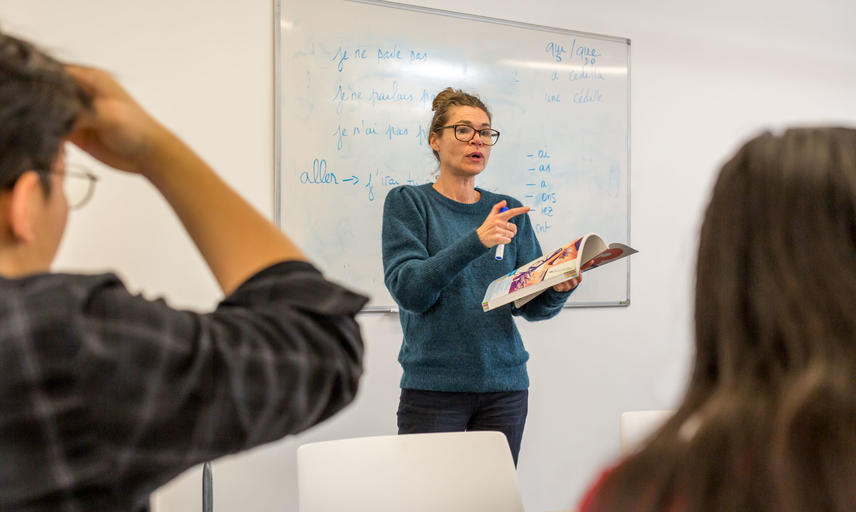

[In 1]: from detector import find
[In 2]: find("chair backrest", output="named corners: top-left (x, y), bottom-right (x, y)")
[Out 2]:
top-left (297, 431), bottom-right (525, 512)
top-left (619, 410), bottom-right (673, 455)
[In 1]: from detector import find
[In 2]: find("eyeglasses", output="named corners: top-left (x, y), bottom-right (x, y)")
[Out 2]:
top-left (56, 163), bottom-right (99, 210)
top-left (436, 124), bottom-right (500, 146)
top-left (2, 164), bottom-right (99, 210)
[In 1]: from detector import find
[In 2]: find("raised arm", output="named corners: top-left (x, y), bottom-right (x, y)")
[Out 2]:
top-left (66, 66), bottom-right (304, 295)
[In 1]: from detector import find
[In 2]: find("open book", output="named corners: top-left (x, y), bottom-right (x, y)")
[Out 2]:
top-left (481, 233), bottom-right (637, 312)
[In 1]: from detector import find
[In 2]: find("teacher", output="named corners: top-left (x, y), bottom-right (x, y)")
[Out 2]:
top-left (382, 87), bottom-right (580, 465)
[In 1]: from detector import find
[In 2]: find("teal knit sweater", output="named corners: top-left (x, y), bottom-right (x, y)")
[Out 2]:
top-left (382, 184), bottom-right (571, 392)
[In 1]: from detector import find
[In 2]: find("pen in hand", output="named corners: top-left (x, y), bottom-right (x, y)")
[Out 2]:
top-left (495, 206), bottom-right (509, 260)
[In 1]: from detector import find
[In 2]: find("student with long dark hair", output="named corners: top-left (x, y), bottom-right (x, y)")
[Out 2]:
top-left (579, 127), bottom-right (856, 512)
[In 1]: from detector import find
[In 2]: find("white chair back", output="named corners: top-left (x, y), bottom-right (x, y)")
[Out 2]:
top-left (297, 431), bottom-right (525, 512)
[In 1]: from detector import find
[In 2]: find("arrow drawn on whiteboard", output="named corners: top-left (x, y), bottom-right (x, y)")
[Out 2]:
top-left (342, 176), bottom-right (360, 185)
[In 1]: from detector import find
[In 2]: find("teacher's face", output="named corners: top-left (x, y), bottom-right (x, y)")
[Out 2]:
top-left (429, 105), bottom-right (492, 179)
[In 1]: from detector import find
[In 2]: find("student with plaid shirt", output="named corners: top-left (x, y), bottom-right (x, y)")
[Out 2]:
top-left (0, 32), bottom-right (367, 511)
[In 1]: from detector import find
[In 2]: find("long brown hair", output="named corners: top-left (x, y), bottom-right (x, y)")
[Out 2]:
top-left (427, 87), bottom-right (491, 162)
top-left (587, 127), bottom-right (856, 512)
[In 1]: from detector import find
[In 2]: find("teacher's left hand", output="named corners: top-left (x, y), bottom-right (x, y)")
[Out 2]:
top-left (553, 276), bottom-right (581, 293)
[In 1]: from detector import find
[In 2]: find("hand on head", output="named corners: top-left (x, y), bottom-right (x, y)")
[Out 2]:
top-left (477, 200), bottom-right (530, 248)
top-left (65, 65), bottom-right (174, 176)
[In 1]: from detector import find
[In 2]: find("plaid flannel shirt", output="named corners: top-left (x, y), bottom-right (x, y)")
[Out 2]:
top-left (0, 261), bottom-right (367, 511)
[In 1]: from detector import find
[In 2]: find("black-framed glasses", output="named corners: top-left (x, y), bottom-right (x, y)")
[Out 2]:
top-left (57, 163), bottom-right (99, 210)
top-left (436, 124), bottom-right (500, 146)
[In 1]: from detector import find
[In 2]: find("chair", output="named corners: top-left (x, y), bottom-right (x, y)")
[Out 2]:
top-left (149, 463), bottom-right (204, 512)
top-left (619, 410), bottom-right (673, 454)
top-left (297, 431), bottom-right (525, 512)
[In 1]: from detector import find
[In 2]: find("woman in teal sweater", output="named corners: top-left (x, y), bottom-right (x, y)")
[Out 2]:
top-left (381, 87), bottom-right (580, 465)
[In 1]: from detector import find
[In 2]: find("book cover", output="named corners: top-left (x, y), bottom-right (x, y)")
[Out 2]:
top-left (481, 233), bottom-right (637, 312)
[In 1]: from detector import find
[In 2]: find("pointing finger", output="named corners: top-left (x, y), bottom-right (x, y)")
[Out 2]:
top-left (499, 206), bottom-right (530, 220)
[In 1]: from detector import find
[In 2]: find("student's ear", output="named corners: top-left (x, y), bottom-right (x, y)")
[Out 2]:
top-left (8, 171), bottom-right (43, 244)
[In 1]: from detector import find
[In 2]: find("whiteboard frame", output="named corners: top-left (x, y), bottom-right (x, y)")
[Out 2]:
top-left (274, 0), bottom-right (632, 312)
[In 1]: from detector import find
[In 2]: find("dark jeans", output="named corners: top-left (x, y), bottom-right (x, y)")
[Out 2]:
top-left (397, 388), bottom-right (528, 466)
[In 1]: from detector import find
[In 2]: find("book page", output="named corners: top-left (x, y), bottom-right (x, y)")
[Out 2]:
top-left (482, 238), bottom-right (584, 311)
top-left (482, 235), bottom-right (637, 311)
top-left (577, 233), bottom-right (608, 269)
top-left (510, 239), bottom-right (582, 293)
top-left (580, 242), bottom-right (637, 272)
top-left (511, 238), bottom-right (637, 309)
top-left (513, 290), bottom-right (544, 309)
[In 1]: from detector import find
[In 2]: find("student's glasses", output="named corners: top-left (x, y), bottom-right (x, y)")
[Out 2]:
top-left (436, 124), bottom-right (500, 146)
top-left (2, 163), bottom-right (99, 210)
top-left (55, 163), bottom-right (99, 210)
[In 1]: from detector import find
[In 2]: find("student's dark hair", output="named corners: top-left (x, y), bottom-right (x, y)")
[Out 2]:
top-left (0, 30), bottom-right (91, 192)
top-left (428, 87), bottom-right (491, 161)
top-left (586, 127), bottom-right (856, 512)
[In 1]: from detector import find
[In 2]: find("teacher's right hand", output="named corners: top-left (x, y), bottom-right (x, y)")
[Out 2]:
top-left (477, 200), bottom-right (531, 248)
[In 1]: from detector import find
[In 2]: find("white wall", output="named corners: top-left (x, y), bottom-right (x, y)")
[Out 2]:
top-left (1, 1), bottom-right (855, 511)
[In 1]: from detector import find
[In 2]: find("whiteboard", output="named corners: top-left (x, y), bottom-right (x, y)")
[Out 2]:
top-left (276, 0), bottom-right (631, 310)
